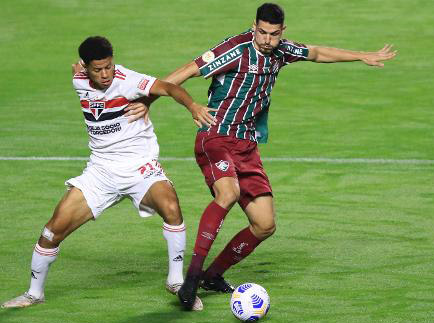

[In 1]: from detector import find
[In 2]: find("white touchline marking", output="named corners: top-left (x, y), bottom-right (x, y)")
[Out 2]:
top-left (0, 156), bottom-right (433, 165)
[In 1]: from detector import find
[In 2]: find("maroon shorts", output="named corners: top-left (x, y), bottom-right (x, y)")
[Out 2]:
top-left (194, 132), bottom-right (272, 209)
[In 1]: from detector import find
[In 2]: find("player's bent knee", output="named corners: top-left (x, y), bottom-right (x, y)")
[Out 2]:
top-left (264, 224), bottom-right (276, 238)
top-left (262, 224), bottom-right (276, 239)
top-left (213, 178), bottom-right (240, 208)
top-left (38, 227), bottom-right (64, 248)
top-left (215, 189), bottom-right (240, 208)
top-left (252, 222), bottom-right (276, 240)
top-left (159, 200), bottom-right (183, 225)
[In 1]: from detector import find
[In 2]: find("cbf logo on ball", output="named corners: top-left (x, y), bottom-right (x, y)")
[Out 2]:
top-left (89, 101), bottom-right (105, 120)
top-left (215, 160), bottom-right (229, 172)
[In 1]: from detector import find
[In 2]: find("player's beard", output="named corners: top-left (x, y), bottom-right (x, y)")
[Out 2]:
top-left (258, 44), bottom-right (274, 54)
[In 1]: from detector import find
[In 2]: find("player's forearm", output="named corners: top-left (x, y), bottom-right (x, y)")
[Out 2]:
top-left (308, 46), bottom-right (366, 63)
top-left (164, 83), bottom-right (195, 112)
top-left (163, 61), bottom-right (200, 85)
top-left (147, 62), bottom-right (200, 105)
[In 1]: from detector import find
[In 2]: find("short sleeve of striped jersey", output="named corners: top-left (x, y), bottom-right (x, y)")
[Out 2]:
top-left (120, 67), bottom-right (157, 100)
top-left (194, 35), bottom-right (248, 79)
top-left (281, 40), bottom-right (309, 65)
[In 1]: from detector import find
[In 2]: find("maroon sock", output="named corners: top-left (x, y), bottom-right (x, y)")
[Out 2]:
top-left (186, 201), bottom-right (229, 276)
top-left (204, 227), bottom-right (262, 278)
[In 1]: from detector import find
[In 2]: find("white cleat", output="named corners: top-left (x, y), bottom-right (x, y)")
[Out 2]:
top-left (166, 283), bottom-right (203, 311)
top-left (1, 292), bottom-right (45, 308)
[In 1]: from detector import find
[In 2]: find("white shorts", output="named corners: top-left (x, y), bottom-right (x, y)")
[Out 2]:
top-left (66, 159), bottom-right (169, 219)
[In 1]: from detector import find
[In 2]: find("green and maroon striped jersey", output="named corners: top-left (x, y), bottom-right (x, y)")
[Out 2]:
top-left (194, 30), bottom-right (309, 142)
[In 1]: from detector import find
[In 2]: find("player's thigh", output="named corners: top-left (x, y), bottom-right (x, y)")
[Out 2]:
top-left (244, 194), bottom-right (276, 239)
top-left (45, 187), bottom-right (94, 240)
top-left (236, 143), bottom-right (272, 210)
top-left (195, 133), bottom-right (238, 189)
top-left (140, 180), bottom-right (182, 225)
top-left (212, 176), bottom-right (241, 209)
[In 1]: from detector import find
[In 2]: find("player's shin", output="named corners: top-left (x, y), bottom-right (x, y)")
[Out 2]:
top-left (27, 243), bottom-right (59, 299)
top-left (204, 226), bottom-right (262, 278)
top-left (187, 201), bottom-right (229, 276)
top-left (162, 222), bottom-right (186, 286)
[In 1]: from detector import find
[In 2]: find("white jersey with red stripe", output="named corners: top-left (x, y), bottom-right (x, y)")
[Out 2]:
top-left (73, 64), bottom-right (158, 165)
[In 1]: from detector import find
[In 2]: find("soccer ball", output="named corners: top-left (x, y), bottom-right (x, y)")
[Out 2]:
top-left (230, 283), bottom-right (270, 321)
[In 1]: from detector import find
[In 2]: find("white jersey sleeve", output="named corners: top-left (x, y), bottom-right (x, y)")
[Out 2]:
top-left (118, 66), bottom-right (157, 100)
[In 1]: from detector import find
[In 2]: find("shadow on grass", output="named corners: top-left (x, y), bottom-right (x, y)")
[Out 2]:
top-left (120, 292), bottom-right (241, 323)
top-left (122, 311), bottom-right (196, 323)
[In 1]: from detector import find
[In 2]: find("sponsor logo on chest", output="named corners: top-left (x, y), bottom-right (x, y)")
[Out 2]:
top-left (87, 122), bottom-right (122, 135)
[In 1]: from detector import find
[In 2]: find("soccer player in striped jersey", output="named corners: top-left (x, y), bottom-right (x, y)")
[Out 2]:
top-left (124, 3), bottom-right (396, 310)
top-left (1, 36), bottom-right (216, 310)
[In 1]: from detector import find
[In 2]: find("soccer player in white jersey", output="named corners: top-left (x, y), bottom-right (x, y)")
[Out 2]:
top-left (1, 36), bottom-right (216, 310)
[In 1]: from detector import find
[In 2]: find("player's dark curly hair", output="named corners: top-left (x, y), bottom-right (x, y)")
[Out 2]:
top-left (256, 3), bottom-right (285, 25)
top-left (78, 36), bottom-right (113, 65)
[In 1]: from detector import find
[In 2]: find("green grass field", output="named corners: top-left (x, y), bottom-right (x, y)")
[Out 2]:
top-left (1, 0), bottom-right (433, 322)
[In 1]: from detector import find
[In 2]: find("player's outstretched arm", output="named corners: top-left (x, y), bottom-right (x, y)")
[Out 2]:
top-left (163, 61), bottom-right (201, 85)
top-left (306, 44), bottom-right (397, 67)
top-left (124, 61), bottom-right (201, 122)
top-left (149, 80), bottom-right (216, 127)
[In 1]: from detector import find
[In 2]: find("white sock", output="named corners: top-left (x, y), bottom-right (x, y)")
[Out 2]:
top-left (27, 243), bottom-right (59, 299)
top-left (163, 222), bottom-right (186, 285)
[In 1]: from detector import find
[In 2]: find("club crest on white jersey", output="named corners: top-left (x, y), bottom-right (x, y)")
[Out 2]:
top-left (89, 101), bottom-right (105, 120)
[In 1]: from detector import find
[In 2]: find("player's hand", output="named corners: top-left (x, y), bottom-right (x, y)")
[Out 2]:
top-left (125, 101), bottom-right (150, 123)
top-left (189, 102), bottom-right (218, 127)
top-left (361, 44), bottom-right (397, 67)
top-left (71, 60), bottom-right (85, 75)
